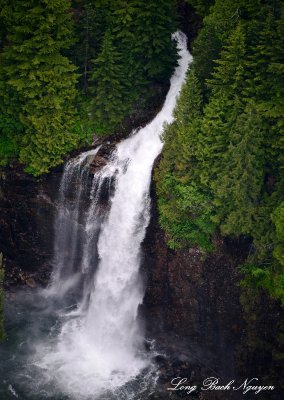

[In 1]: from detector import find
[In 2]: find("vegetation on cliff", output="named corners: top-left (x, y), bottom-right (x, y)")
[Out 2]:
top-left (156, 0), bottom-right (284, 304)
top-left (0, 0), bottom-right (178, 175)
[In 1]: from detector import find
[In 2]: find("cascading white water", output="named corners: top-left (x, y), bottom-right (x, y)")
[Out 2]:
top-left (48, 148), bottom-right (101, 297)
top-left (36, 32), bottom-right (191, 399)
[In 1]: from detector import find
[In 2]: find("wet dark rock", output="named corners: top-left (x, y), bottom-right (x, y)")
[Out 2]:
top-left (0, 167), bottom-right (60, 280)
top-left (25, 277), bottom-right (36, 288)
top-left (89, 155), bottom-right (109, 173)
top-left (89, 143), bottom-right (117, 173)
top-left (140, 176), bottom-right (284, 399)
top-left (154, 354), bottom-right (168, 366)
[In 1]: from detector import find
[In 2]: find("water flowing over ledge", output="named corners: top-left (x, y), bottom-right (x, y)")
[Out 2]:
top-left (6, 32), bottom-right (192, 400)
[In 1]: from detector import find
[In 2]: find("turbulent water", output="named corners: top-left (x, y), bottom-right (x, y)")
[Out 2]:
top-left (0, 32), bottom-right (191, 400)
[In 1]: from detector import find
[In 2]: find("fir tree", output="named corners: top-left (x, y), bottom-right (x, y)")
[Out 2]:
top-left (130, 0), bottom-right (178, 82)
top-left (71, 0), bottom-right (110, 92)
top-left (156, 69), bottom-right (215, 250)
top-left (156, 0), bottom-right (284, 305)
top-left (0, 0), bottom-right (79, 175)
top-left (192, 0), bottom-right (242, 95)
top-left (272, 202), bottom-right (284, 268)
top-left (172, 71), bottom-right (204, 181)
top-left (186, 0), bottom-right (214, 17)
top-left (90, 30), bottom-right (128, 133)
top-left (109, 0), bottom-right (147, 96)
top-left (174, 69), bottom-right (203, 127)
top-left (207, 24), bottom-right (247, 97)
top-left (212, 105), bottom-right (264, 236)
top-left (87, 0), bottom-right (178, 134)
top-left (247, 5), bottom-right (284, 173)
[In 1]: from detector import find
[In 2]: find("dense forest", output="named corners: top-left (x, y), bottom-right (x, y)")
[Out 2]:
top-left (0, 0), bottom-right (178, 175)
top-left (156, 0), bottom-right (284, 307)
top-left (0, 0), bottom-right (283, 350)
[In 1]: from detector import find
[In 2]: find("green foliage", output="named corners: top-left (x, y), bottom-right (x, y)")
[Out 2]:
top-left (89, 30), bottom-right (130, 134)
top-left (123, 0), bottom-right (178, 83)
top-left (212, 105), bottom-right (265, 237)
top-left (72, 95), bottom-right (96, 144)
top-left (0, 253), bottom-right (5, 342)
top-left (241, 263), bottom-right (284, 307)
top-left (186, 0), bottom-right (214, 17)
top-left (0, 0), bottom-right (178, 172)
top-left (157, 0), bottom-right (284, 303)
top-left (89, 0), bottom-right (178, 134)
top-left (192, 0), bottom-right (243, 96)
top-left (0, 0), bottom-right (80, 175)
top-left (272, 202), bottom-right (284, 268)
top-left (207, 23), bottom-right (247, 96)
top-left (156, 69), bottom-right (216, 250)
top-left (71, 1), bottom-right (111, 92)
top-left (158, 176), bottom-right (215, 250)
top-left (0, 114), bottom-right (23, 165)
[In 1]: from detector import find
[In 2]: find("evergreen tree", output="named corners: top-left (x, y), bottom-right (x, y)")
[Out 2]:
top-left (128, 0), bottom-right (178, 82)
top-left (174, 69), bottom-right (203, 127)
top-left (71, 0), bottom-right (110, 92)
top-left (157, 69), bottom-right (204, 192)
top-left (90, 30), bottom-right (128, 133)
top-left (247, 5), bottom-right (284, 173)
top-left (86, 0), bottom-right (178, 134)
top-left (172, 71), bottom-right (204, 182)
top-left (0, 0), bottom-right (79, 175)
top-left (109, 0), bottom-right (147, 100)
top-left (195, 93), bottom-right (239, 187)
top-left (212, 105), bottom-right (264, 236)
top-left (272, 202), bottom-right (284, 268)
top-left (156, 69), bottom-right (215, 250)
top-left (186, 0), bottom-right (214, 17)
top-left (0, 114), bottom-right (23, 165)
top-left (192, 0), bottom-right (242, 95)
top-left (207, 24), bottom-right (247, 97)
top-left (156, 0), bottom-right (284, 304)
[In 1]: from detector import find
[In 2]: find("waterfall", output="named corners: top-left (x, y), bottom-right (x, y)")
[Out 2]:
top-left (36, 32), bottom-right (191, 399)
top-left (47, 148), bottom-right (101, 298)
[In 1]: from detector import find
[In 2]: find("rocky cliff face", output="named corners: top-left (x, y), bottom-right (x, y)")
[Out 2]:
top-left (0, 166), bottom-right (61, 286)
top-left (141, 180), bottom-right (283, 400)
top-left (141, 182), bottom-right (245, 384)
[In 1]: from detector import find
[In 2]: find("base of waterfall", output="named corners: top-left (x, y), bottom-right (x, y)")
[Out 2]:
top-left (0, 289), bottom-right (159, 400)
top-left (34, 317), bottom-right (152, 399)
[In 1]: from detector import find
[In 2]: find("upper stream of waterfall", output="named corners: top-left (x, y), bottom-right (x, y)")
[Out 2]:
top-left (0, 32), bottom-right (191, 400)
